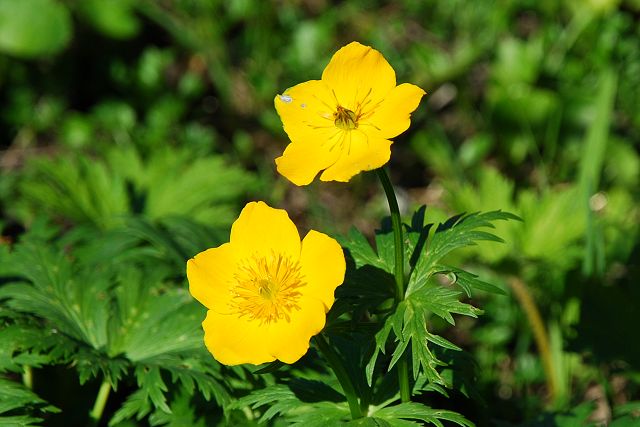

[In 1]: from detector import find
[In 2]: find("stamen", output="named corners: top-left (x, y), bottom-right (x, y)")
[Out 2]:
top-left (230, 252), bottom-right (305, 325)
top-left (334, 105), bottom-right (358, 130)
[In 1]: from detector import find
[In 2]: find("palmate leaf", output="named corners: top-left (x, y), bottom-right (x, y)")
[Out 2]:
top-left (0, 378), bottom-right (60, 427)
top-left (430, 266), bottom-right (505, 297)
top-left (408, 210), bottom-right (520, 293)
top-left (230, 383), bottom-right (350, 425)
top-left (370, 402), bottom-right (474, 427)
top-left (288, 402), bottom-right (351, 426)
top-left (0, 230), bottom-right (230, 424)
top-left (137, 147), bottom-right (258, 227)
top-left (366, 209), bottom-right (516, 389)
top-left (0, 239), bottom-right (111, 350)
top-left (108, 274), bottom-right (229, 420)
top-left (232, 385), bottom-right (299, 423)
top-left (335, 229), bottom-right (396, 320)
top-left (339, 228), bottom-right (392, 272)
top-left (159, 354), bottom-right (228, 404)
top-left (16, 155), bottom-right (130, 229)
top-left (148, 390), bottom-right (209, 427)
top-left (108, 388), bottom-right (152, 425)
top-left (74, 348), bottom-right (129, 387)
top-left (14, 144), bottom-right (257, 230)
top-left (0, 316), bottom-right (54, 373)
top-left (121, 216), bottom-right (222, 270)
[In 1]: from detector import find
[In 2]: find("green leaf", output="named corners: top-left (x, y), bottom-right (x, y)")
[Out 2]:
top-left (408, 210), bottom-right (519, 294)
top-left (389, 301), bottom-right (443, 383)
top-left (14, 145), bottom-right (257, 230)
top-left (17, 155), bottom-right (129, 229)
top-left (427, 211), bottom-right (516, 270)
top-left (148, 390), bottom-right (209, 427)
top-left (340, 228), bottom-right (391, 272)
top-left (231, 382), bottom-right (349, 425)
top-left (614, 401), bottom-right (640, 417)
top-left (577, 68), bottom-right (617, 276)
top-left (231, 385), bottom-right (299, 423)
top-left (78, 0), bottom-right (140, 40)
top-left (408, 286), bottom-right (481, 325)
top-left (288, 402), bottom-right (350, 426)
top-left (0, 0), bottom-right (71, 58)
top-left (109, 389), bottom-right (152, 426)
top-left (372, 402), bottom-right (474, 427)
top-left (431, 266), bottom-right (505, 296)
top-left (0, 378), bottom-right (59, 426)
top-left (366, 317), bottom-right (394, 386)
top-left (117, 288), bottom-right (204, 362)
top-left (76, 352), bottom-right (129, 387)
top-left (159, 355), bottom-right (228, 405)
top-left (0, 240), bottom-right (112, 349)
top-left (132, 147), bottom-right (258, 227)
top-left (0, 319), bottom-right (50, 373)
top-left (1, 229), bottom-right (229, 417)
top-left (135, 366), bottom-right (171, 414)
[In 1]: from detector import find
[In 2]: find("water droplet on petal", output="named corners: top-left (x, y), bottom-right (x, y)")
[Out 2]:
top-left (301, 103), bottom-right (307, 109)
top-left (279, 94), bottom-right (293, 103)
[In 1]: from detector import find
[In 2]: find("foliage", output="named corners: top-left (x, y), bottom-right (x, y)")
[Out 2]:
top-left (1, 0), bottom-right (638, 425)
top-left (0, 225), bottom-right (234, 425)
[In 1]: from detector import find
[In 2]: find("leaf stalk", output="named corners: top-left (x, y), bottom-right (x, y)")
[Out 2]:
top-left (89, 380), bottom-right (111, 425)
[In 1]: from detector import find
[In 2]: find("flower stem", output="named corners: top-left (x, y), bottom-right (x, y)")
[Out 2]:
top-left (89, 380), bottom-right (111, 425)
top-left (376, 168), bottom-right (405, 301)
top-left (375, 168), bottom-right (411, 403)
top-left (314, 334), bottom-right (363, 419)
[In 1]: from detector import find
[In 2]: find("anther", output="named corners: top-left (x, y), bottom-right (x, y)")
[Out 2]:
top-left (334, 105), bottom-right (358, 130)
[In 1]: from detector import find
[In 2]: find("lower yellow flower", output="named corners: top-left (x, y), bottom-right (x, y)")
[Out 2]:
top-left (274, 41), bottom-right (426, 185)
top-left (186, 201), bottom-right (346, 365)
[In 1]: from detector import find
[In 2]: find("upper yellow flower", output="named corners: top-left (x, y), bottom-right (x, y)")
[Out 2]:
top-left (186, 201), bottom-right (345, 365)
top-left (274, 41), bottom-right (426, 185)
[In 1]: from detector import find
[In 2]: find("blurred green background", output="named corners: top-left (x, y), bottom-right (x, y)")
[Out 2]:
top-left (0, 0), bottom-right (639, 425)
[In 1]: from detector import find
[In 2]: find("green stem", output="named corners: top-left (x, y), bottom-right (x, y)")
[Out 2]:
top-left (89, 380), bottom-right (111, 425)
top-left (376, 168), bottom-right (405, 301)
top-left (314, 335), bottom-right (363, 419)
top-left (509, 277), bottom-right (558, 404)
top-left (22, 365), bottom-right (33, 389)
top-left (375, 168), bottom-right (411, 403)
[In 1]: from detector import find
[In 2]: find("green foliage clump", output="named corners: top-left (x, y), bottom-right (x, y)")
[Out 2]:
top-left (0, 0), bottom-right (639, 425)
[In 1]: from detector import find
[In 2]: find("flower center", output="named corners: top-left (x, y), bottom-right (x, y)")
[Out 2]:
top-left (334, 105), bottom-right (358, 130)
top-left (230, 253), bottom-right (305, 324)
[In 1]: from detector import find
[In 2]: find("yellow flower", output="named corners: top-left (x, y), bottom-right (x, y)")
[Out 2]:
top-left (274, 41), bottom-right (426, 185)
top-left (186, 201), bottom-right (345, 365)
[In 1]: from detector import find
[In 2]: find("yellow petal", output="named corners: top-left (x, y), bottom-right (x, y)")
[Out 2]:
top-left (202, 310), bottom-right (275, 365)
top-left (319, 130), bottom-right (392, 182)
top-left (274, 79), bottom-right (336, 136)
top-left (321, 41), bottom-right (396, 110)
top-left (299, 230), bottom-right (345, 310)
top-left (186, 243), bottom-right (237, 312)
top-left (203, 295), bottom-right (326, 365)
top-left (230, 202), bottom-right (301, 260)
top-left (266, 295), bottom-right (327, 363)
top-left (275, 139), bottom-right (342, 186)
top-left (367, 83), bottom-right (426, 139)
top-left (274, 80), bottom-right (343, 185)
